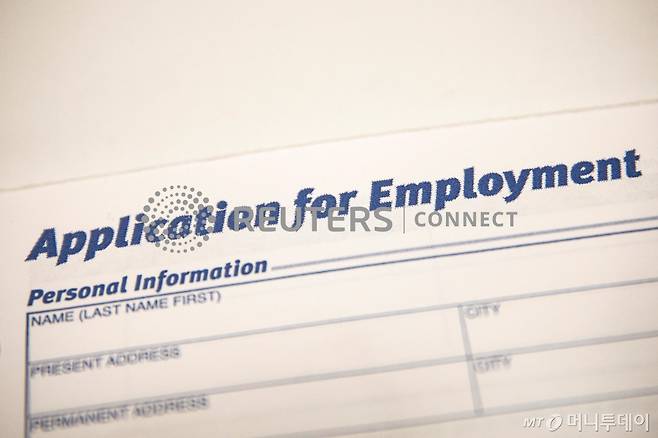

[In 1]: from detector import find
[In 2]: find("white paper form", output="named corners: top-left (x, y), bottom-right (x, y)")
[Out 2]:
top-left (1, 103), bottom-right (657, 437)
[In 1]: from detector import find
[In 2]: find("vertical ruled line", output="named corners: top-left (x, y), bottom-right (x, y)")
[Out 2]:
top-left (458, 305), bottom-right (483, 415)
top-left (25, 314), bottom-right (30, 438)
